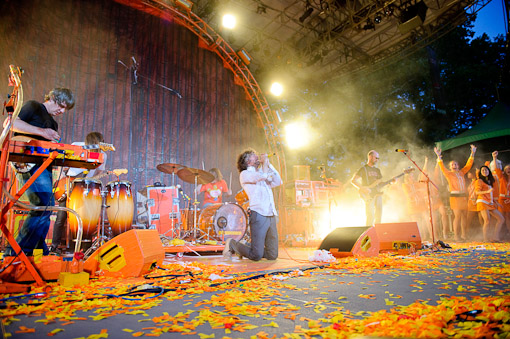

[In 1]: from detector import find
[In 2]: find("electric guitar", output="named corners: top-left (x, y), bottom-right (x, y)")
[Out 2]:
top-left (53, 168), bottom-right (127, 200)
top-left (359, 167), bottom-right (414, 201)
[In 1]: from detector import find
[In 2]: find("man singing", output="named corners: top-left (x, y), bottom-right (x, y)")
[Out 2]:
top-left (223, 149), bottom-right (282, 261)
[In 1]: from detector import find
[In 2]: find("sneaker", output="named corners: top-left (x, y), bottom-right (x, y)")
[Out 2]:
top-left (223, 238), bottom-right (233, 258)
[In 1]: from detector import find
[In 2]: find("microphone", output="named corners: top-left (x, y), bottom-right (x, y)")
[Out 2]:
top-left (395, 149), bottom-right (408, 153)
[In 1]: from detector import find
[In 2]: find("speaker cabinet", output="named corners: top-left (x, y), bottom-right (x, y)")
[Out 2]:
top-left (319, 226), bottom-right (380, 258)
top-left (136, 186), bottom-right (180, 235)
top-left (84, 229), bottom-right (164, 278)
top-left (374, 222), bottom-right (422, 252)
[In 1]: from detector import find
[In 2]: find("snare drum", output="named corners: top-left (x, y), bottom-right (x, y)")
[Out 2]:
top-left (106, 180), bottom-right (134, 236)
top-left (68, 178), bottom-right (102, 241)
top-left (198, 203), bottom-right (247, 241)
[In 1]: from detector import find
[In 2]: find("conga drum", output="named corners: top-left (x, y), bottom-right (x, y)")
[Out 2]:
top-left (198, 203), bottom-right (247, 241)
top-left (106, 180), bottom-right (134, 236)
top-left (68, 178), bottom-right (102, 242)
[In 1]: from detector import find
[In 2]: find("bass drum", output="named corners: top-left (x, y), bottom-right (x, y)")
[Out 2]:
top-left (198, 203), bottom-right (247, 241)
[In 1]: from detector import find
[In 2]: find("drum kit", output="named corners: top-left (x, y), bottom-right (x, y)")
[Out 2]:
top-left (63, 162), bottom-right (249, 253)
top-left (154, 163), bottom-right (249, 243)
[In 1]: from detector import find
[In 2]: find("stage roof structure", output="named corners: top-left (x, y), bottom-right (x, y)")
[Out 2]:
top-left (185, 0), bottom-right (492, 86)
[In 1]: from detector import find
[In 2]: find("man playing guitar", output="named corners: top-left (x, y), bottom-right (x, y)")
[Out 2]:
top-left (351, 150), bottom-right (384, 226)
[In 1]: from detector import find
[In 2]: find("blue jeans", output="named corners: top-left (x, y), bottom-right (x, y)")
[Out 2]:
top-left (6, 166), bottom-right (54, 256)
top-left (231, 210), bottom-right (278, 261)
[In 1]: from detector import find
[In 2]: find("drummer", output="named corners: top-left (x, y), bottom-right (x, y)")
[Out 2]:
top-left (196, 168), bottom-right (232, 208)
top-left (50, 132), bottom-right (107, 253)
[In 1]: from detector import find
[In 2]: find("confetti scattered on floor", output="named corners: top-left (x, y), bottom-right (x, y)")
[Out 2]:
top-left (1, 242), bottom-right (509, 338)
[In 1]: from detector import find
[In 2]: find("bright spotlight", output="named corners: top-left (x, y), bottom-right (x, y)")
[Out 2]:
top-left (222, 14), bottom-right (236, 29)
top-left (284, 121), bottom-right (310, 149)
top-left (270, 82), bottom-right (283, 96)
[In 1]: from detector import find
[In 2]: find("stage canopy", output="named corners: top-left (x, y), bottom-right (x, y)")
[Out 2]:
top-left (435, 102), bottom-right (510, 151)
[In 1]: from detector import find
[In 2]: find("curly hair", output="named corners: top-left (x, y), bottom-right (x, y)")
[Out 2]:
top-left (237, 149), bottom-right (256, 173)
top-left (44, 88), bottom-right (75, 110)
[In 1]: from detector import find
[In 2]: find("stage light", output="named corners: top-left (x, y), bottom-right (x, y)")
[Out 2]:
top-left (270, 82), bottom-right (283, 96)
top-left (222, 14), bottom-right (236, 29)
top-left (284, 121), bottom-right (310, 150)
top-left (363, 19), bottom-right (375, 30)
top-left (316, 203), bottom-right (366, 238)
top-left (374, 15), bottom-right (382, 24)
top-left (175, 0), bottom-right (193, 11)
top-left (237, 49), bottom-right (251, 65)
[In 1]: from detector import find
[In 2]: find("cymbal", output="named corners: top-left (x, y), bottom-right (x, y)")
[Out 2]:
top-left (157, 163), bottom-right (183, 174)
top-left (177, 167), bottom-right (214, 185)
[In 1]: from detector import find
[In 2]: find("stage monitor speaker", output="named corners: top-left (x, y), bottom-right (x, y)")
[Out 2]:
top-left (319, 226), bottom-right (380, 258)
top-left (84, 229), bottom-right (164, 278)
top-left (374, 222), bottom-right (422, 252)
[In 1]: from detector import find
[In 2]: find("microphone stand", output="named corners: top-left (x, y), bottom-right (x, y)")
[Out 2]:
top-left (398, 151), bottom-right (440, 248)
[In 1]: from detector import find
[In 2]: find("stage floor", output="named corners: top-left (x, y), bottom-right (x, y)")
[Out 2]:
top-left (1, 242), bottom-right (510, 338)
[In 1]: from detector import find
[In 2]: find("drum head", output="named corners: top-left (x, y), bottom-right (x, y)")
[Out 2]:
top-left (107, 180), bottom-right (131, 187)
top-left (213, 203), bottom-right (247, 241)
top-left (73, 178), bottom-right (102, 185)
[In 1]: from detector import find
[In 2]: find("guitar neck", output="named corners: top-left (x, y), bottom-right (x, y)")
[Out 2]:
top-left (380, 173), bottom-right (406, 187)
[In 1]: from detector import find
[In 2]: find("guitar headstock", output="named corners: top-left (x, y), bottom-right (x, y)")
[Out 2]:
top-left (404, 167), bottom-right (415, 174)
top-left (99, 142), bottom-right (116, 151)
top-left (111, 168), bottom-right (128, 176)
top-left (84, 143), bottom-right (116, 152)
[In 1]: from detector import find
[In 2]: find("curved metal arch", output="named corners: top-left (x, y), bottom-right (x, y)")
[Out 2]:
top-left (113, 0), bottom-right (287, 181)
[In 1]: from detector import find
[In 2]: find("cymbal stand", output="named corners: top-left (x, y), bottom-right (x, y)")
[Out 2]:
top-left (170, 171), bottom-right (177, 239)
top-left (187, 173), bottom-right (209, 241)
top-left (84, 188), bottom-right (110, 257)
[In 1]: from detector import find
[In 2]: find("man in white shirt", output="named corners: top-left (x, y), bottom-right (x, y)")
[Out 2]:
top-left (223, 149), bottom-right (282, 261)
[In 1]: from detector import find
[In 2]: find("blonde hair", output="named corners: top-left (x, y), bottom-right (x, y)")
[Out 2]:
top-left (209, 168), bottom-right (223, 181)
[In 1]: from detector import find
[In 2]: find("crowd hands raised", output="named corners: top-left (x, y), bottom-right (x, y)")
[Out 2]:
top-left (399, 145), bottom-right (509, 243)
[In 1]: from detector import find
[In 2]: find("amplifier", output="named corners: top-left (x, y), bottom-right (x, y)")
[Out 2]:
top-left (136, 186), bottom-right (179, 235)
top-left (284, 180), bottom-right (313, 206)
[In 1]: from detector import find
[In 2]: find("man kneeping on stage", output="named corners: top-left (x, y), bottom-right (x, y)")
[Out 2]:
top-left (223, 149), bottom-right (282, 261)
